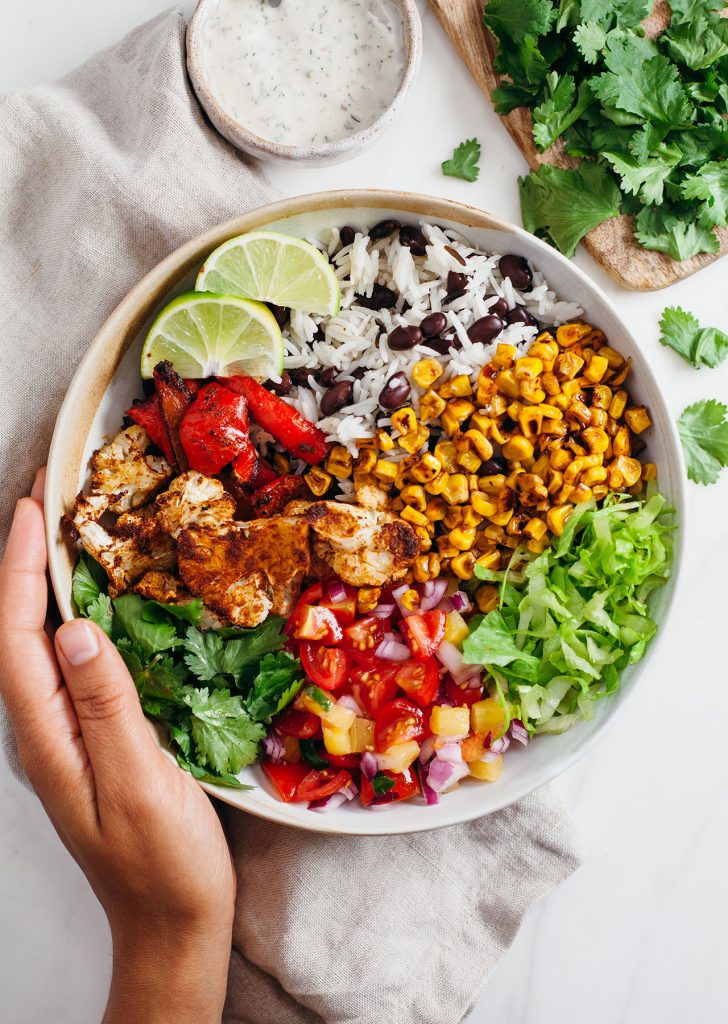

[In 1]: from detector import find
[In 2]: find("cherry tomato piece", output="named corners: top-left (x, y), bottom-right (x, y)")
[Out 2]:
top-left (262, 761), bottom-right (310, 801)
top-left (319, 581), bottom-right (358, 627)
top-left (291, 605), bottom-right (343, 644)
top-left (300, 643), bottom-right (349, 691)
top-left (443, 675), bottom-right (484, 707)
top-left (341, 616), bottom-right (386, 660)
top-left (400, 610), bottom-right (447, 661)
top-left (350, 662), bottom-right (399, 716)
top-left (274, 707), bottom-right (322, 739)
top-left (263, 762), bottom-right (351, 803)
top-left (374, 698), bottom-right (426, 752)
top-left (360, 768), bottom-right (420, 808)
top-left (320, 750), bottom-right (361, 769)
top-left (395, 657), bottom-right (440, 708)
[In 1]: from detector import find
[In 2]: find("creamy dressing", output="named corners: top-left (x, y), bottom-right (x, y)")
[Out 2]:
top-left (201, 0), bottom-right (406, 147)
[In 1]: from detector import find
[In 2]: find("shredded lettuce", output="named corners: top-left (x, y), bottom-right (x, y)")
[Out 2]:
top-left (463, 493), bottom-right (673, 734)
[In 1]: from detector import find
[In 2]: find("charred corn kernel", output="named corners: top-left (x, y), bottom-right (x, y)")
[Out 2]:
top-left (612, 426), bottom-right (631, 458)
top-left (488, 508), bottom-right (514, 527)
top-left (419, 389), bottom-right (447, 424)
top-left (599, 345), bottom-right (625, 368)
top-left (471, 491), bottom-right (498, 517)
top-left (326, 445), bottom-right (353, 480)
top-left (515, 473), bottom-right (548, 505)
top-left (475, 584), bottom-right (499, 613)
top-left (448, 526), bottom-right (476, 551)
top-left (545, 468), bottom-right (563, 496)
top-left (436, 539), bottom-right (459, 559)
top-left (400, 484), bottom-right (426, 511)
top-left (609, 357), bottom-right (632, 387)
top-left (410, 452), bottom-right (442, 483)
top-left (529, 340), bottom-right (558, 369)
top-left (523, 516), bottom-right (548, 541)
top-left (470, 755), bottom-right (504, 782)
top-left (552, 393), bottom-right (570, 412)
top-left (556, 482), bottom-right (574, 504)
top-left (399, 426), bottom-right (430, 454)
top-left (492, 342), bottom-right (516, 368)
top-left (592, 484), bottom-right (609, 500)
top-left (456, 448), bottom-right (482, 473)
top-left (357, 587), bottom-right (381, 614)
top-left (374, 458), bottom-right (397, 483)
top-left (442, 473), bottom-right (469, 505)
top-left (400, 504), bottom-right (428, 527)
top-left (391, 407), bottom-right (417, 436)
top-left (425, 471), bottom-right (450, 496)
top-left (495, 368), bottom-right (520, 398)
top-left (564, 454), bottom-right (601, 485)
top-left (625, 406), bottom-right (652, 434)
top-left (305, 466), bottom-right (333, 496)
top-left (584, 354), bottom-right (609, 383)
top-left (416, 524), bottom-right (434, 549)
top-left (520, 379), bottom-right (547, 404)
top-left (373, 429), bottom-right (392, 452)
top-left (581, 426), bottom-right (609, 454)
top-left (566, 439), bottom-right (588, 458)
top-left (355, 448), bottom-right (377, 474)
top-left (613, 455), bottom-right (642, 487)
top-left (471, 698), bottom-right (507, 738)
top-left (543, 418), bottom-right (568, 438)
top-left (461, 507), bottom-right (484, 528)
top-left (479, 473), bottom-right (507, 494)
top-left (413, 552), bottom-right (441, 582)
top-left (271, 451), bottom-right (290, 475)
top-left (488, 394), bottom-right (508, 417)
top-left (557, 322), bottom-right (592, 348)
top-left (394, 461), bottom-right (413, 490)
top-left (550, 448), bottom-right (571, 471)
top-left (440, 409), bottom-right (460, 436)
top-left (412, 358), bottom-right (444, 390)
top-left (501, 435), bottom-right (535, 461)
top-left (538, 403), bottom-right (562, 420)
top-left (561, 380), bottom-right (583, 399)
top-left (349, 718), bottom-right (375, 754)
top-left (514, 357), bottom-right (544, 381)
top-left (590, 407), bottom-right (608, 427)
top-left (605, 416), bottom-right (620, 437)
top-left (592, 384), bottom-right (613, 409)
top-left (434, 440), bottom-right (457, 472)
top-left (527, 535), bottom-right (550, 554)
top-left (391, 497), bottom-right (405, 513)
top-left (608, 389), bottom-right (628, 419)
top-left (546, 503), bottom-right (573, 536)
top-left (642, 462), bottom-right (657, 482)
top-left (505, 466), bottom-right (525, 489)
top-left (518, 406), bottom-right (543, 439)
top-left (464, 429), bottom-right (494, 461)
top-left (483, 523), bottom-right (506, 543)
top-left (399, 588), bottom-right (420, 612)
top-left (541, 370), bottom-right (561, 396)
top-left (581, 466), bottom-right (607, 487)
top-left (506, 514), bottom-right (526, 536)
top-left (439, 374), bottom-right (472, 399)
top-left (468, 412), bottom-right (490, 436)
top-left (489, 420), bottom-right (511, 445)
top-left (569, 399), bottom-right (592, 426)
top-left (571, 482), bottom-right (593, 503)
top-left (449, 398), bottom-right (475, 423)
top-left (443, 506), bottom-right (464, 530)
top-left (451, 551), bottom-right (475, 580)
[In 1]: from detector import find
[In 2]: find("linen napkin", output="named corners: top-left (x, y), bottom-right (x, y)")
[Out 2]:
top-left (0, 10), bottom-right (582, 1022)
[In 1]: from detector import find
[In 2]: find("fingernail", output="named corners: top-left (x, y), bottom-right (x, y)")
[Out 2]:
top-left (30, 469), bottom-right (46, 504)
top-left (57, 620), bottom-right (100, 666)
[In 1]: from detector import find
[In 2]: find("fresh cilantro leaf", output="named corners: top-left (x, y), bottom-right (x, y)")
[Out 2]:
top-left (183, 617), bottom-right (286, 683)
top-left (113, 594), bottom-right (181, 657)
top-left (441, 138), bottom-right (481, 183)
top-left (243, 651), bottom-right (304, 723)
top-left (494, 35), bottom-right (549, 88)
top-left (592, 54), bottom-right (692, 130)
top-left (634, 206), bottom-right (719, 261)
top-left (116, 639), bottom-right (189, 707)
top-left (185, 688), bottom-right (266, 775)
top-left (669, 0), bottom-right (724, 25)
top-left (86, 594), bottom-right (114, 638)
top-left (492, 83), bottom-right (541, 114)
top-left (519, 162), bottom-right (622, 256)
top-left (677, 399), bottom-right (728, 484)
top-left (665, 17), bottom-right (728, 70)
top-left (300, 739), bottom-right (330, 770)
top-left (462, 608), bottom-right (540, 681)
top-left (681, 162), bottom-right (728, 227)
top-left (142, 599), bottom-right (204, 627)
top-left (659, 307), bottom-right (728, 369)
top-left (533, 74), bottom-right (593, 150)
top-left (176, 752), bottom-right (251, 789)
top-left (372, 773), bottom-right (396, 796)
top-left (72, 553), bottom-right (108, 616)
top-left (573, 21), bottom-right (607, 63)
top-left (557, 0), bottom-right (579, 30)
top-left (579, 0), bottom-right (650, 27)
top-left (483, 0), bottom-right (556, 44)
top-left (603, 144), bottom-right (682, 206)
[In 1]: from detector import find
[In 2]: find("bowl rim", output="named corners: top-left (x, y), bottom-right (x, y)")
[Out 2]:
top-left (186, 0), bottom-right (423, 162)
top-left (45, 188), bottom-right (687, 835)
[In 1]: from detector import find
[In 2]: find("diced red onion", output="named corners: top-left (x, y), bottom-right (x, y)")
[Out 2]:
top-left (435, 742), bottom-right (463, 764)
top-left (448, 590), bottom-right (471, 613)
top-left (375, 634), bottom-right (411, 662)
top-left (325, 579), bottom-right (348, 604)
top-left (435, 681), bottom-right (458, 707)
top-left (340, 780), bottom-right (359, 801)
top-left (369, 803), bottom-right (394, 811)
top-left (435, 641), bottom-right (464, 676)
top-left (263, 732), bottom-right (285, 763)
top-left (372, 601), bottom-right (396, 618)
top-left (490, 734), bottom-right (511, 755)
top-left (426, 759), bottom-right (470, 794)
top-left (419, 579), bottom-right (449, 611)
top-left (421, 768), bottom-right (440, 805)
top-left (480, 750), bottom-right (501, 763)
top-left (336, 693), bottom-right (365, 716)
top-left (509, 719), bottom-right (529, 745)
top-left (419, 736), bottom-right (437, 763)
top-left (360, 751), bottom-right (378, 779)
top-left (309, 790), bottom-right (349, 812)
top-left (392, 582), bottom-right (416, 617)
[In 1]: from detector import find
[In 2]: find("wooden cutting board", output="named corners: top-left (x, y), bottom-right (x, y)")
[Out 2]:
top-left (428, 0), bottom-right (728, 290)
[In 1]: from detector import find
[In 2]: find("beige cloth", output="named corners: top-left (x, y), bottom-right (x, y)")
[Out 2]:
top-left (0, 10), bottom-right (581, 1023)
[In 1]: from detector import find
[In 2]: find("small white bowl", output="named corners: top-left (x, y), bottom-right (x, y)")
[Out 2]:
top-left (186, 0), bottom-right (422, 166)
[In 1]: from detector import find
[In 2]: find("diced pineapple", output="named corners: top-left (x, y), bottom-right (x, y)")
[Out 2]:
top-left (469, 755), bottom-right (503, 781)
top-left (376, 740), bottom-right (420, 773)
top-left (430, 704), bottom-right (470, 737)
top-left (349, 717), bottom-right (375, 753)
top-left (443, 609), bottom-right (470, 646)
top-left (471, 698), bottom-right (507, 738)
top-left (324, 703), bottom-right (356, 732)
top-left (322, 722), bottom-right (353, 756)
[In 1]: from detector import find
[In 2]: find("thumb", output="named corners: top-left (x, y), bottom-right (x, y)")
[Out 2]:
top-left (55, 619), bottom-right (160, 789)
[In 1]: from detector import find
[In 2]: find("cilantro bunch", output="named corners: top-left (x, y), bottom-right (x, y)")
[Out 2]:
top-left (483, 0), bottom-right (728, 258)
top-left (72, 555), bottom-right (304, 787)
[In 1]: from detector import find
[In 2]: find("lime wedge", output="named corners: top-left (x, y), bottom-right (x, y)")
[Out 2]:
top-left (196, 230), bottom-right (340, 316)
top-left (141, 292), bottom-right (283, 380)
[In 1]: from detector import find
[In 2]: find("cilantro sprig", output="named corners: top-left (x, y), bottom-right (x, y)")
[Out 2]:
top-left (678, 399), bottom-right (728, 485)
top-left (659, 307), bottom-right (728, 369)
top-left (441, 138), bottom-right (481, 182)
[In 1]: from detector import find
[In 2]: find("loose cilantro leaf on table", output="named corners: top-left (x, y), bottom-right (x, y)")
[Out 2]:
top-left (677, 400), bottom-right (728, 484)
top-left (659, 307), bottom-right (728, 369)
top-left (441, 138), bottom-right (481, 182)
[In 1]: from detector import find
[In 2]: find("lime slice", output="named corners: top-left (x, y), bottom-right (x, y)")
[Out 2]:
top-left (196, 230), bottom-right (340, 316)
top-left (141, 292), bottom-right (283, 380)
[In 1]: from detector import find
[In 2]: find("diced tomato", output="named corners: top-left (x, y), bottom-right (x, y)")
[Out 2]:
top-left (374, 698), bottom-right (426, 752)
top-left (319, 581), bottom-right (358, 627)
top-left (360, 768), bottom-right (420, 808)
top-left (350, 662), bottom-right (399, 716)
top-left (251, 474), bottom-right (309, 517)
top-left (230, 436), bottom-right (258, 485)
top-left (262, 761), bottom-right (310, 801)
top-left (126, 394), bottom-right (176, 464)
top-left (341, 616), bottom-right (387, 661)
top-left (179, 382), bottom-right (250, 475)
top-left (444, 675), bottom-right (484, 707)
top-left (290, 605), bottom-right (343, 644)
top-left (395, 657), bottom-right (440, 708)
top-left (221, 375), bottom-right (329, 464)
top-left (274, 707), bottom-right (322, 739)
top-left (320, 750), bottom-right (361, 769)
top-left (263, 761), bottom-right (351, 803)
top-left (400, 610), bottom-right (447, 661)
top-left (300, 643), bottom-right (349, 691)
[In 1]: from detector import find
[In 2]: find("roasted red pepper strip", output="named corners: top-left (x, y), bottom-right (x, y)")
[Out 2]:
top-left (153, 361), bottom-right (195, 470)
top-left (126, 394), bottom-right (175, 464)
top-left (220, 375), bottom-right (329, 464)
top-left (251, 474), bottom-right (309, 517)
top-left (230, 436), bottom-right (258, 485)
top-left (179, 382), bottom-right (250, 476)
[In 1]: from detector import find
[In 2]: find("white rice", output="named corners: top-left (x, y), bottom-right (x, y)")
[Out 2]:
top-left (277, 222), bottom-right (583, 456)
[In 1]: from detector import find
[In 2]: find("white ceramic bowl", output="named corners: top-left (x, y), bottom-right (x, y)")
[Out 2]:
top-left (45, 190), bottom-right (686, 835)
top-left (186, 0), bottom-right (422, 165)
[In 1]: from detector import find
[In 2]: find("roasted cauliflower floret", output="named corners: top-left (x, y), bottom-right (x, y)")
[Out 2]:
top-left (155, 471), bottom-right (236, 539)
top-left (353, 477), bottom-right (390, 512)
top-left (89, 425), bottom-right (172, 513)
top-left (73, 501), bottom-right (175, 595)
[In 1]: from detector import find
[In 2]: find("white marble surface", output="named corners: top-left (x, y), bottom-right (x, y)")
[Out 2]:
top-left (1, 3), bottom-right (727, 1022)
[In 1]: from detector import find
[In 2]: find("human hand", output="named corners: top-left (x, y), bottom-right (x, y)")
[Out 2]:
top-left (0, 472), bottom-right (235, 1024)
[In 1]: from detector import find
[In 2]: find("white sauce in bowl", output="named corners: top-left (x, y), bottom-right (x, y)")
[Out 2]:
top-left (200, 0), bottom-right (406, 147)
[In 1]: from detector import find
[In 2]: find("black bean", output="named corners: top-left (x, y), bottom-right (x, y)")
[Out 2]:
top-left (320, 367), bottom-right (339, 386)
top-left (379, 372), bottom-right (410, 410)
top-left (313, 325), bottom-right (326, 341)
top-left (443, 289), bottom-right (467, 305)
top-left (351, 367), bottom-right (367, 380)
top-left (370, 219), bottom-right (401, 240)
top-left (506, 305), bottom-right (539, 328)
top-left (289, 367), bottom-right (314, 386)
top-left (320, 380), bottom-right (353, 416)
top-left (498, 254), bottom-right (533, 291)
top-left (419, 311), bottom-right (448, 338)
top-left (267, 304), bottom-right (290, 328)
top-left (339, 225), bottom-right (356, 247)
top-left (399, 225), bottom-right (428, 256)
top-left (267, 371), bottom-right (292, 396)
top-left (467, 314), bottom-right (505, 345)
top-left (388, 325), bottom-right (423, 351)
top-left (355, 284), bottom-right (398, 310)
top-left (488, 297), bottom-right (509, 318)
top-left (447, 271), bottom-right (469, 293)
top-left (424, 327), bottom-right (461, 354)
top-left (481, 457), bottom-right (509, 475)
